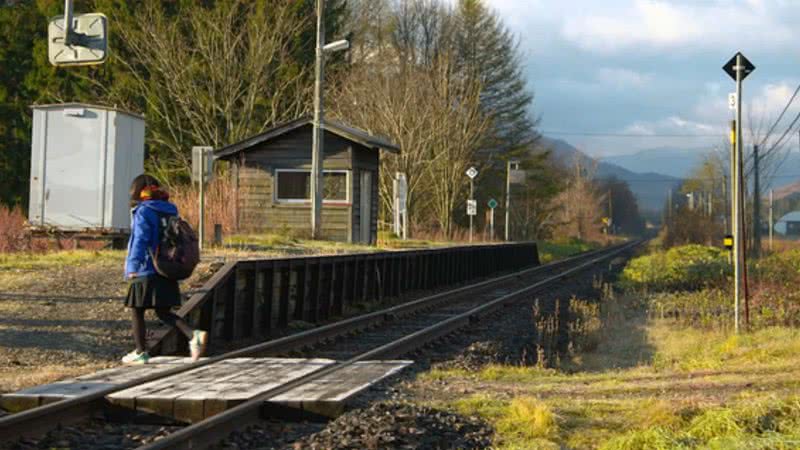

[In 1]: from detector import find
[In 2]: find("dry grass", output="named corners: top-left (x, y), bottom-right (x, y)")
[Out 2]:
top-left (0, 205), bottom-right (30, 253)
top-left (170, 178), bottom-right (237, 243)
top-left (416, 291), bottom-right (800, 449)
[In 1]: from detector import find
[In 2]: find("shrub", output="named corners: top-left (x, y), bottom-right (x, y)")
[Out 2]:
top-left (619, 245), bottom-right (729, 292)
top-left (0, 204), bottom-right (28, 253)
top-left (753, 249), bottom-right (800, 286)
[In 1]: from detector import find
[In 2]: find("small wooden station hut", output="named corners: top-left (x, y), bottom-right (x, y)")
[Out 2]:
top-left (215, 117), bottom-right (400, 244)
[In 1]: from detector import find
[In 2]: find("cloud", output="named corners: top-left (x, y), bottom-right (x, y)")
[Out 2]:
top-left (621, 116), bottom-right (719, 136)
top-left (560, 0), bottom-right (796, 53)
top-left (596, 68), bottom-right (651, 88)
top-left (690, 80), bottom-right (800, 127)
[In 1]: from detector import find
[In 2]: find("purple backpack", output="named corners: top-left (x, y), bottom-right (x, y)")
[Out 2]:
top-left (152, 215), bottom-right (200, 280)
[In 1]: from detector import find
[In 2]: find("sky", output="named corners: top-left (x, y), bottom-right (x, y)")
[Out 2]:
top-left (487, 0), bottom-right (800, 157)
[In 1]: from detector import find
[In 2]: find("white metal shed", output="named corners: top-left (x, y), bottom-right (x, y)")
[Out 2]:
top-left (28, 103), bottom-right (145, 232)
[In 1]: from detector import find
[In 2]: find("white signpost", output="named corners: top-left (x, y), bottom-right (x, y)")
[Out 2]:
top-left (728, 93), bottom-right (737, 111)
top-left (192, 146), bottom-right (214, 251)
top-left (466, 167), bottom-right (478, 242)
top-left (466, 200), bottom-right (477, 216)
top-left (393, 172), bottom-right (408, 240)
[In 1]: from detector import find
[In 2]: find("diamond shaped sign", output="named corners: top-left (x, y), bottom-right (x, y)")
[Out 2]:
top-left (722, 52), bottom-right (755, 81)
top-left (466, 167), bottom-right (478, 179)
top-left (488, 198), bottom-right (498, 209)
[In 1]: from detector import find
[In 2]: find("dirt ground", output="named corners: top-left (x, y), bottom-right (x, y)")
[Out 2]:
top-left (0, 250), bottom-right (232, 393)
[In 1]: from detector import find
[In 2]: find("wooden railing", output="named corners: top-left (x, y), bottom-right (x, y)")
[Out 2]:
top-left (151, 242), bottom-right (539, 355)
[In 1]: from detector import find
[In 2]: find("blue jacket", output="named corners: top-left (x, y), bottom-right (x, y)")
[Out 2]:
top-left (125, 200), bottom-right (178, 279)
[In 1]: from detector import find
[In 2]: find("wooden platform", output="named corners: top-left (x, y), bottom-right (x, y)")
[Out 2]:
top-left (0, 357), bottom-right (411, 422)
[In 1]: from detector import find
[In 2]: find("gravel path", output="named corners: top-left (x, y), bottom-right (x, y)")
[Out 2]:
top-left (0, 258), bottom-right (221, 394)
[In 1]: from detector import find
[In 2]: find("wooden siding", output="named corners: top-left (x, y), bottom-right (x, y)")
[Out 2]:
top-left (233, 128), bottom-right (382, 244)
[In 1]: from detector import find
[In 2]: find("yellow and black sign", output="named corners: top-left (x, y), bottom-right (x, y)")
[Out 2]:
top-left (724, 234), bottom-right (734, 250)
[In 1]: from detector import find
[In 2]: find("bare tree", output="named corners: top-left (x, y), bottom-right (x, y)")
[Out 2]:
top-left (424, 56), bottom-right (490, 236)
top-left (106, 0), bottom-right (314, 181)
top-left (552, 155), bottom-right (603, 241)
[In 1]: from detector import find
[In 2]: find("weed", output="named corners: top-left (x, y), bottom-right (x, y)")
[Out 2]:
top-left (452, 394), bottom-right (506, 419)
top-left (496, 397), bottom-right (560, 441)
top-left (0, 204), bottom-right (28, 253)
top-left (600, 427), bottom-right (689, 450)
top-left (538, 238), bottom-right (600, 263)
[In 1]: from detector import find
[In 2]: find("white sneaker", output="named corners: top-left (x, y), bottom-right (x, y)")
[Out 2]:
top-left (189, 330), bottom-right (208, 361)
top-left (122, 350), bottom-right (150, 365)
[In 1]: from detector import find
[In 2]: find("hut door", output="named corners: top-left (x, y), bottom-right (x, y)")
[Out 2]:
top-left (360, 171), bottom-right (372, 243)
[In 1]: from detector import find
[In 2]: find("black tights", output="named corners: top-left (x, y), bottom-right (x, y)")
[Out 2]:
top-left (131, 307), bottom-right (194, 353)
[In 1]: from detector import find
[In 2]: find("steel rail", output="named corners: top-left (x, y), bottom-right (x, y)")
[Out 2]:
top-left (136, 240), bottom-right (641, 450)
top-left (0, 244), bottom-right (610, 442)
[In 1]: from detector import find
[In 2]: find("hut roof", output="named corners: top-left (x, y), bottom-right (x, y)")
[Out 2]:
top-left (214, 117), bottom-right (400, 160)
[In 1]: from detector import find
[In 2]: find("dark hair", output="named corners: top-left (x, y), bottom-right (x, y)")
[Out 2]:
top-left (129, 174), bottom-right (161, 204)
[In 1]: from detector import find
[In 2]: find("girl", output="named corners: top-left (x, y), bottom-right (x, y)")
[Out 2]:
top-left (123, 174), bottom-right (207, 364)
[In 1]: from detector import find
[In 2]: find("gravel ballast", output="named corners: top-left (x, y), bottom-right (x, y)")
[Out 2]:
top-left (288, 402), bottom-right (493, 450)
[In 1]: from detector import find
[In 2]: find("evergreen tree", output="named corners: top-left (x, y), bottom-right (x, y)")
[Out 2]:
top-left (454, 0), bottom-right (537, 158)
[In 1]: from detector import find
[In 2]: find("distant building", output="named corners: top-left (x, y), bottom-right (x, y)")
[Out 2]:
top-left (774, 211), bottom-right (800, 237)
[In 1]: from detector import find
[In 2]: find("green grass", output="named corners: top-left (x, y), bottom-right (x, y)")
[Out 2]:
top-left (417, 290), bottom-right (800, 448)
top-left (538, 239), bottom-right (601, 263)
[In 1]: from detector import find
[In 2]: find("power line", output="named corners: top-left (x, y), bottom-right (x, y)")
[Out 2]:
top-left (760, 82), bottom-right (800, 147)
top-left (595, 173), bottom-right (800, 183)
top-left (765, 110), bottom-right (800, 155)
top-left (542, 131), bottom-right (724, 138)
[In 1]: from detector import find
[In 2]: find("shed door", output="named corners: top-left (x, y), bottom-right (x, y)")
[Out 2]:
top-left (360, 171), bottom-right (372, 244)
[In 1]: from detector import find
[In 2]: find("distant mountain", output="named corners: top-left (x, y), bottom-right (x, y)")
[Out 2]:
top-left (603, 147), bottom-right (712, 179)
top-left (539, 137), bottom-right (681, 214)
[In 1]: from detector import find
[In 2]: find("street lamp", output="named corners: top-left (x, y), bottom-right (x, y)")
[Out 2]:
top-left (311, 0), bottom-right (349, 239)
top-left (324, 40), bottom-right (350, 53)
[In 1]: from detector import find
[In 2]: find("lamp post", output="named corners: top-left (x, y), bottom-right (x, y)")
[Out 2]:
top-left (310, 0), bottom-right (349, 239)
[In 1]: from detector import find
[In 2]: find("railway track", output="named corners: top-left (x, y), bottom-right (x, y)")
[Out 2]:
top-left (0, 240), bottom-right (640, 449)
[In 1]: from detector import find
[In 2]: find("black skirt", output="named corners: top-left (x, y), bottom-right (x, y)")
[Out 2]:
top-left (125, 275), bottom-right (181, 309)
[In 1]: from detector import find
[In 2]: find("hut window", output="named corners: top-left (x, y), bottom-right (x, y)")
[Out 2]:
top-left (275, 169), bottom-right (349, 203)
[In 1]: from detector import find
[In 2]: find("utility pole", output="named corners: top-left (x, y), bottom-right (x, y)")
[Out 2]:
top-left (505, 160), bottom-right (511, 241)
top-left (769, 189), bottom-right (774, 251)
top-left (667, 188), bottom-right (672, 222)
top-left (722, 174), bottom-right (728, 231)
top-left (310, 0), bottom-right (325, 240)
top-left (309, 1), bottom-right (349, 240)
top-left (753, 144), bottom-right (762, 258)
top-left (607, 189), bottom-right (613, 235)
top-left (709, 190), bottom-right (713, 218)
top-left (734, 56), bottom-right (743, 334)
top-left (724, 51), bottom-right (754, 334)
top-left (730, 120), bottom-right (736, 243)
top-left (63, 0), bottom-right (74, 45)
